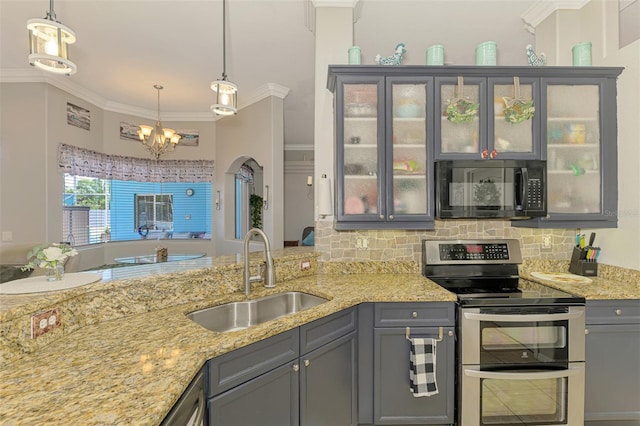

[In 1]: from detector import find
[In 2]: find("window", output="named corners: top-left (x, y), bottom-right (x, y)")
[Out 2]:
top-left (58, 144), bottom-right (214, 245)
top-left (64, 174), bottom-right (211, 245)
top-left (135, 194), bottom-right (174, 232)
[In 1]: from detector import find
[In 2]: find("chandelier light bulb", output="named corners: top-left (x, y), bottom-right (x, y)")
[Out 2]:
top-left (44, 37), bottom-right (58, 55)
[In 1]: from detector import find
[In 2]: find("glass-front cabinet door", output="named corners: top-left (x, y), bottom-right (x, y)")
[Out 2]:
top-left (544, 79), bottom-right (605, 217)
top-left (386, 78), bottom-right (432, 223)
top-left (489, 76), bottom-right (540, 159)
top-left (436, 76), bottom-right (486, 158)
top-left (336, 77), bottom-right (383, 226)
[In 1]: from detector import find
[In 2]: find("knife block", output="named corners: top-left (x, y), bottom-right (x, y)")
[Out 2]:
top-left (569, 247), bottom-right (597, 276)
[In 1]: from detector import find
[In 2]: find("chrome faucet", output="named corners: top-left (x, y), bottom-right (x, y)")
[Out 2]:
top-left (243, 228), bottom-right (275, 297)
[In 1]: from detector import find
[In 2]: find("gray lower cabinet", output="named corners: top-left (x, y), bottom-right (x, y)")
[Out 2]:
top-left (585, 300), bottom-right (640, 425)
top-left (207, 307), bottom-right (358, 426)
top-left (359, 302), bottom-right (456, 425)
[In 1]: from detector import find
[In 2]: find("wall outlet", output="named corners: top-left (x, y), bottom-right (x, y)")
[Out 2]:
top-left (541, 235), bottom-right (553, 251)
top-left (356, 237), bottom-right (369, 250)
top-left (1, 231), bottom-right (12, 241)
top-left (31, 308), bottom-right (61, 339)
top-left (300, 260), bottom-right (311, 271)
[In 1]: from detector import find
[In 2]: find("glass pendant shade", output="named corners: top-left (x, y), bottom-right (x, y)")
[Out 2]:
top-left (210, 79), bottom-right (238, 116)
top-left (27, 18), bottom-right (77, 75)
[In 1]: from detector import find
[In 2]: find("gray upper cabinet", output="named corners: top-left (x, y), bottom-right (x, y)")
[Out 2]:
top-left (331, 73), bottom-right (435, 230)
top-left (435, 75), bottom-right (541, 160)
top-left (328, 65), bottom-right (623, 230)
top-left (516, 73), bottom-right (622, 228)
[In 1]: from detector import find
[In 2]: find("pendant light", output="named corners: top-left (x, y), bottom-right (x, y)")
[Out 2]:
top-left (138, 85), bottom-right (181, 160)
top-left (27, 0), bottom-right (77, 75)
top-left (210, 0), bottom-right (238, 116)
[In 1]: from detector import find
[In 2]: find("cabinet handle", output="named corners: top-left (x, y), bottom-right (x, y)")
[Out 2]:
top-left (481, 149), bottom-right (489, 159)
top-left (490, 149), bottom-right (498, 159)
top-left (293, 364), bottom-right (299, 372)
top-left (379, 214), bottom-right (384, 220)
top-left (585, 329), bottom-right (589, 335)
top-left (389, 215), bottom-right (394, 220)
top-left (615, 309), bottom-right (622, 316)
top-left (448, 330), bottom-right (454, 337)
top-left (304, 359), bottom-right (310, 367)
top-left (412, 311), bottom-right (418, 318)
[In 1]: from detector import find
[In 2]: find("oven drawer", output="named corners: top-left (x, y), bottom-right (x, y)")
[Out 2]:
top-left (374, 302), bottom-right (455, 327)
top-left (460, 363), bottom-right (585, 425)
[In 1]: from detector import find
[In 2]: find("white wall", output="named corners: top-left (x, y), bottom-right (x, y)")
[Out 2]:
top-left (0, 82), bottom-right (216, 269)
top-left (535, 0), bottom-right (640, 269)
top-left (284, 161), bottom-right (315, 242)
top-left (215, 96), bottom-right (285, 255)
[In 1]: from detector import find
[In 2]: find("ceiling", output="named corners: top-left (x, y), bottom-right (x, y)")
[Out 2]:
top-left (0, 0), bottom-right (537, 149)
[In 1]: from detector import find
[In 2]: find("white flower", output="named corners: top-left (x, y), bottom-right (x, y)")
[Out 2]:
top-left (22, 243), bottom-right (78, 271)
top-left (42, 246), bottom-right (67, 262)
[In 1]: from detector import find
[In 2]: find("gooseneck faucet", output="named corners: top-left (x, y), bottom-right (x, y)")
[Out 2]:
top-left (243, 228), bottom-right (275, 297)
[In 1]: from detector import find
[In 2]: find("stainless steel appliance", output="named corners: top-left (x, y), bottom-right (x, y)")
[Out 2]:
top-left (422, 239), bottom-right (586, 426)
top-left (435, 160), bottom-right (546, 219)
top-left (160, 370), bottom-right (205, 426)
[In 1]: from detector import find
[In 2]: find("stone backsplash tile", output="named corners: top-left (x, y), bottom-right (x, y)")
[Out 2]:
top-left (315, 219), bottom-right (576, 262)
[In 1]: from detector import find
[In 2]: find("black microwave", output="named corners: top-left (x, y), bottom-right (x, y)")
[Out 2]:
top-left (435, 160), bottom-right (546, 219)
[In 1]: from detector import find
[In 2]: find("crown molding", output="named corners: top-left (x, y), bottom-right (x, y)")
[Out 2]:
top-left (521, 0), bottom-right (591, 34)
top-left (1, 69), bottom-right (290, 122)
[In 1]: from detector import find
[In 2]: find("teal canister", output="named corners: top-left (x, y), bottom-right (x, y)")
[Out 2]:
top-left (476, 41), bottom-right (497, 65)
top-left (348, 46), bottom-right (361, 65)
top-left (572, 42), bottom-right (592, 66)
top-left (426, 44), bottom-right (445, 65)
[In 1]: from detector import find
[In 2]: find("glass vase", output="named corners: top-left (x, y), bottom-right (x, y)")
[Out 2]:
top-left (45, 263), bottom-right (64, 282)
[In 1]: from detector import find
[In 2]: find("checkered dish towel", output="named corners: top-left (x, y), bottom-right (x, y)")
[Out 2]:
top-left (409, 337), bottom-right (439, 397)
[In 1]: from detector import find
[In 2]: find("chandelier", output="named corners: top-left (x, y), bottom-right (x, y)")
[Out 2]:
top-left (138, 85), bottom-right (181, 160)
top-left (210, 0), bottom-right (238, 116)
top-left (27, 0), bottom-right (77, 75)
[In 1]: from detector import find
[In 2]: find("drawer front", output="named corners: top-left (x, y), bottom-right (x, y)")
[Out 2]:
top-left (300, 307), bottom-right (357, 355)
top-left (208, 328), bottom-right (299, 397)
top-left (586, 300), bottom-right (640, 325)
top-left (374, 302), bottom-right (455, 327)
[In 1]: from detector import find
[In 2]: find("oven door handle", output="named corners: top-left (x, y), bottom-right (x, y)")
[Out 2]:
top-left (463, 311), bottom-right (583, 322)
top-left (464, 365), bottom-right (583, 380)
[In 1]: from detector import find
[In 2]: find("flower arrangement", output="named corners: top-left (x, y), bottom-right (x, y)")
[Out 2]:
top-left (503, 98), bottom-right (535, 124)
top-left (21, 243), bottom-right (78, 279)
top-left (446, 98), bottom-right (479, 124)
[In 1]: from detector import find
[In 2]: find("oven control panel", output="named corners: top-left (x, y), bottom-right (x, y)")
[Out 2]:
top-left (439, 243), bottom-right (509, 261)
top-left (423, 239), bottom-right (522, 265)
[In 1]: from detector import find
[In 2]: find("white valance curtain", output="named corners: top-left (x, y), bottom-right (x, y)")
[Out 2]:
top-left (58, 143), bottom-right (214, 183)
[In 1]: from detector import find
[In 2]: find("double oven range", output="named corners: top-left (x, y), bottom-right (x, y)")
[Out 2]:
top-left (422, 239), bottom-right (586, 426)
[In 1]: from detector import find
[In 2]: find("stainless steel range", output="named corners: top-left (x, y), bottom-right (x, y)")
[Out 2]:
top-left (422, 239), bottom-right (586, 426)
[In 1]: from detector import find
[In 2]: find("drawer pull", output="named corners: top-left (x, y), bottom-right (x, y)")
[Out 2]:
top-left (304, 359), bottom-right (311, 367)
top-left (412, 311), bottom-right (418, 318)
top-left (293, 364), bottom-right (299, 372)
top-left (615, 309), bottom-right (622, 316)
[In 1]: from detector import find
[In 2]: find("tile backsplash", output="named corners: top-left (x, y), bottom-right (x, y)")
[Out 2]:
top-left (314, 219), bottom-right (576, 262)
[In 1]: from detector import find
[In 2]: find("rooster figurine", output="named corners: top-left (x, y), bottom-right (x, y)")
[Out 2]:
top-left (526, 44), bottom-right (546, 66)
top-left (375, 43), bottom-right (406, 65)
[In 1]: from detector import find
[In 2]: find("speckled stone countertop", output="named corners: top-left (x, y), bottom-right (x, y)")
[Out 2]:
top-left (0, 252), bottom-right (454, 425)
top-left (0, 250), bottom-right (637, 425)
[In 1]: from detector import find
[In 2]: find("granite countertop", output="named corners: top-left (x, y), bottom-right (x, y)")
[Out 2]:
top-left (0, 262), bottom-right (454, 425)
top-left (0, 251), bottom-right (637, 425)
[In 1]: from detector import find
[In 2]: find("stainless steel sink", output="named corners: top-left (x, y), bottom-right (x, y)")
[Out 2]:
top-left (187, 291), bottom-right (329, 333)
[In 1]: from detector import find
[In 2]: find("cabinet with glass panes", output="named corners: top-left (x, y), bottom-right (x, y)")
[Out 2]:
top-left (516, 73), bottom-right (622, 229)
top-left (331, 73), bottom-right (434, 230)
top-left (435, 75), bottom-right (541, 160)
top-left (328, 66), bottom-right (623, 230)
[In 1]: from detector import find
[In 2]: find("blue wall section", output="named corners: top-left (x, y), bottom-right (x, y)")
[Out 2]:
top-left (110, 181), bottom-right (211, 241)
